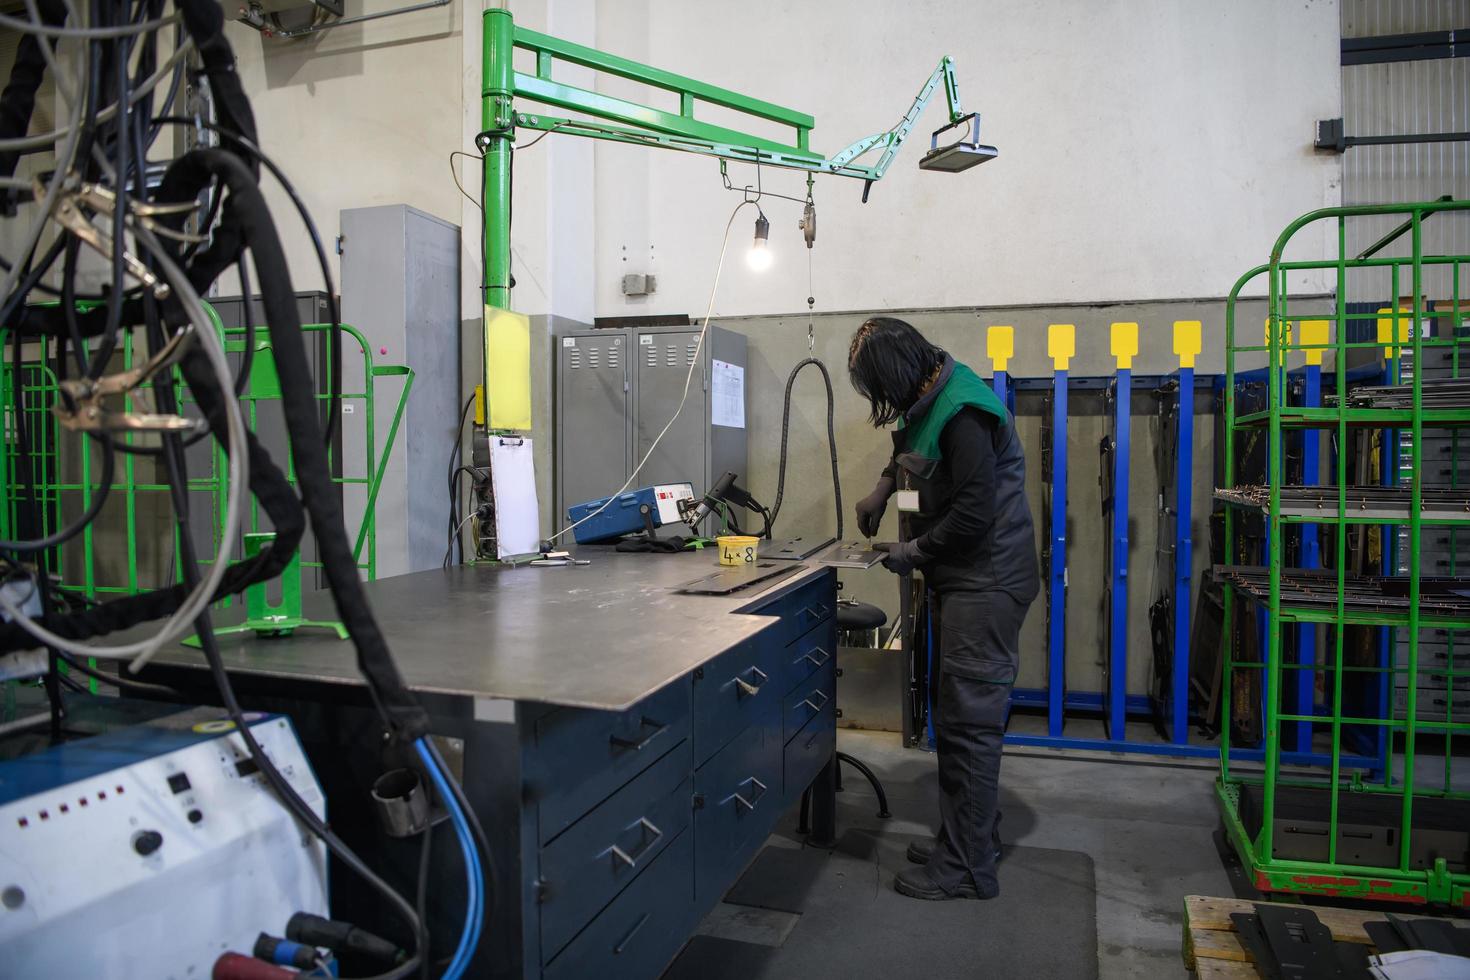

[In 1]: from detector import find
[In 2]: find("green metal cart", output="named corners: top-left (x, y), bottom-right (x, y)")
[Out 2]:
top-left (1217, 198), bottom-right (1470, 907)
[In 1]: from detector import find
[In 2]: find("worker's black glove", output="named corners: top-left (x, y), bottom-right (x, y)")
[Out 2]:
top-left (874, 540), bottom-right (925, 576)
top-left (854, 475), bottom-right (896, 538)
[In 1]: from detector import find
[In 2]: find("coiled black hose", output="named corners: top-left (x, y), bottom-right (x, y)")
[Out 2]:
top-left (768, 357), bottom-right (843, 540)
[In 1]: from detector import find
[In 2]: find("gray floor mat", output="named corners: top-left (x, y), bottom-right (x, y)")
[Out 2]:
top-left (666, 830), bottom-right (1098, 980)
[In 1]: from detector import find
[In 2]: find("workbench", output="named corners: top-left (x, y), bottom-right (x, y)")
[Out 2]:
top-left (142, 551), bottom-right (840, 979)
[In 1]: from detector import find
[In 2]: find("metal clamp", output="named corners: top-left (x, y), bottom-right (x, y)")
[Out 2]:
top-left (41, 176), bottom-right (202, 301)
top-left (734, 666), bottom-right (767, 698)
top-left (53, 326), bottom-right (206, 434)
top-left (722, 776), bottom-right (768, 812)
top-left (609, 716), bottom-right (669, 753)
top-left (603, 816), bottom-right (663, 869)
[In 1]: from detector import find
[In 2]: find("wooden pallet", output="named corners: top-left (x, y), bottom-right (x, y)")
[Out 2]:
top-left (1181, 894), bottom-right (1450, 978)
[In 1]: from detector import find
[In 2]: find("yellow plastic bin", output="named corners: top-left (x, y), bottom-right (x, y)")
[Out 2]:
top-left (716, 535), bottom-right (759, 566)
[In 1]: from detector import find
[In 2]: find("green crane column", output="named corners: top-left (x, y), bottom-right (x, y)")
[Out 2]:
top-left (482, 6), bottom-right (515, 324)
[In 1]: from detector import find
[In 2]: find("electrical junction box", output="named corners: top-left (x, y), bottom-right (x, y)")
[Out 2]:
top-left (622, 274), bottom-right (657, 296)
top-left (0, 705), bottom-right (328, 978)
top-left (566, 482), bottom-right (694, 544)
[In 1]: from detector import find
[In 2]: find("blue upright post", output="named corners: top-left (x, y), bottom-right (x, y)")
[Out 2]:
top-left (992, 369), bottom-right (1011, 411)
top-left (1173, 370), bottom-right (1194, 744)
top-left (1171, 321), bottom-right (1201, 746)
top-left (1108, 323), bottom-right (1138, 741)
top-left (1047, 324), bottom-right (1075, 738)
top-left (1296, 342), bottom-right (1323, 752)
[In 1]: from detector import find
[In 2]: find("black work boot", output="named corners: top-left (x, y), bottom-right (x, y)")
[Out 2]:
top-left (905, 812), bottom-right (1003, 866)
top-left (893, 864), bottom-right (983, 901)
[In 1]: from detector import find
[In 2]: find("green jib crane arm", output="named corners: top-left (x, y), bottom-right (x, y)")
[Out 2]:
top-left (479, 6), bottom-right (973, 318)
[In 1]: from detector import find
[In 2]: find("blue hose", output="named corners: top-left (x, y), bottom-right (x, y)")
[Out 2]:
top-left (415, 738), bottom-right (483, 978)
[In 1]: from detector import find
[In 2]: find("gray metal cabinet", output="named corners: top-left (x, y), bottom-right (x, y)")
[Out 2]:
top-left (555, 332), bottom-right (632, 521)
top-left (339, 204), bottom-right (461, 579)
top-left (555, 325), bottom-right (747, 532)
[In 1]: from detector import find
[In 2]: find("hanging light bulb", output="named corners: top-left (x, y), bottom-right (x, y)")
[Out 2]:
top-left (747, 211), bottom-right (772, 271)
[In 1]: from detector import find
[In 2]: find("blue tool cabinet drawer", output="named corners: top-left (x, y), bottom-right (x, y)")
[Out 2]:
top-left (533, 680), bottom-right (691, 844)
top-left (692, 708), bottom-right (783, 905)
top-left (745, 571), bottom-right (835, 644)
top-left (782, 662), bottom-right (836, 744)
top-left (691, 635), bottom-right (780, 768)
top-left (781, 618), bottom-right (836, 696)
top-left (784, 696), bottom-right (835, 799)
top-left (539, 737), bottom-right (693, 960)
top-left (543, 829), bottom-right (694, 980)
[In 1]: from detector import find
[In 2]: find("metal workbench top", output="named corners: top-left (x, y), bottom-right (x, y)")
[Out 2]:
top-left (147, 551), bottom-right (829, 712)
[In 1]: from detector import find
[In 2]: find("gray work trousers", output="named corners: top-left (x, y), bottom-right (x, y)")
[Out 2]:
top-left (928, 588), bottom-right (1029, 898)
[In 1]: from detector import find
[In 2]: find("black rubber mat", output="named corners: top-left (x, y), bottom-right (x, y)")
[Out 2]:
top-left (665, 831), bottom-right (1098, 980)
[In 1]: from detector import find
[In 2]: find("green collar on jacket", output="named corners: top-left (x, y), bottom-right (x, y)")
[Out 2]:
top-left (899, 357), bottom-right (1010, 462)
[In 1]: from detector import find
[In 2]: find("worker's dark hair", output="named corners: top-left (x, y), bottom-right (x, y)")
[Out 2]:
top-left (847, 317), bottom-right (945, 427)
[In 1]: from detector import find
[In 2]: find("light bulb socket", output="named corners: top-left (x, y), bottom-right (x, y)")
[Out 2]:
top-left (753, 212), bottom-right (769, 245)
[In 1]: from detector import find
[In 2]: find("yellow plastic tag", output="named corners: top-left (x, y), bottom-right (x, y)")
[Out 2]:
top-left (1110, 322), bottom-right (1138, 370)
top-left (484, 306), bottom-right (532, 430)
top-left (1298, 319), bottom-right (1329, 366)
top-left (1047, 323), bottom-right (1075, 372)
top-left (1376, 307), bottom-right (1410, 358)
top-left (986, 325), bottom-right (1014, 374)
top-left (1173, 320), bottom-right (1202, 369)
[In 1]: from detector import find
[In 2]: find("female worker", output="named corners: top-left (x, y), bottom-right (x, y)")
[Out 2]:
top-left (849, 316), bottom-right (1039, 901)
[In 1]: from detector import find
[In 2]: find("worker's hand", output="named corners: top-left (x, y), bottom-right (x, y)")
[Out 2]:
top-left (874, 540), bottom-right (924, 576)
top-left (854, 476), bottom-right (896, 538)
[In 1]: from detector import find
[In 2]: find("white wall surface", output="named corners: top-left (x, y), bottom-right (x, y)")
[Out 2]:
top-left (218, 4), bottom-right (464, 299)
top-left (587, 0), bottom-right (1344, 319)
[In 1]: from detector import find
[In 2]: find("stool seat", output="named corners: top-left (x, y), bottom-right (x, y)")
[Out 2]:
top-left (836, 600), bottom-right (887, 631)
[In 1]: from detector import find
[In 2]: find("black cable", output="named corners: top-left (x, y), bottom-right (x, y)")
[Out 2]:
top-left (138, 253), bottom-right (420, 980)
top-left (445, 393), bottom-right (475, 565)
top-left (150, 115), bottom-right (342, 449)
top-left (767, 358), bottom-right (843, 540)
top-left (54, 648), bottom-right (182, 697)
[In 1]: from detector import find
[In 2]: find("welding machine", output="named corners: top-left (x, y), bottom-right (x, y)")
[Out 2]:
top-left (0, 702), bottom-right (328, 978)
top-left (566, 482), bottom-right (695, 543)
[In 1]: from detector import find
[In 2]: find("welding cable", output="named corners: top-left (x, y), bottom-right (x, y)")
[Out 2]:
top-left (150, 115), bottom-right (343, 446)
top-left (0, 8), bottom-right (178, 38)
top-left (766, 357), bottom-right (843, 540)
top-left (415, 739), bottom-right (483, 978)
top-left (550, 199), bottom-right (756, 542)
top-left (0, 233), bottom-right (249, 665)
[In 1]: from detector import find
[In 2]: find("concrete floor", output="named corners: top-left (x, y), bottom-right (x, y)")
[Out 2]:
top-left (824, 727), bottom-right (1235, 979)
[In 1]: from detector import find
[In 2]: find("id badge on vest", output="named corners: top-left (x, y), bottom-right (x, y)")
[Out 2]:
top-left (895, 489), bottom-right (921, 513)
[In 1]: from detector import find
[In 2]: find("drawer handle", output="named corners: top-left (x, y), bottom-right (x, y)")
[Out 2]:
top-left (800, 646), bottom-right (831, 669)
top-left (613, 912), bottom-right (651, 956)
top-left (801, 603), bottom-right (830, 622)
top-left (609, 716), bottom-right (669, 753)
top-left (722, 776), bottom-right (768, 812)
top-left (800, 689), bottom-right (830, 713)
top-left (734, 666), bottom-right (768, 698)
top-left (604, 817), bottom-right (664, 870)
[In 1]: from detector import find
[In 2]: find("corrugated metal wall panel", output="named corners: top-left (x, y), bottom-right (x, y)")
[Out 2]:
top-left (1340, 2), bottom-right (1469, 303)
top-left (1342, 0), bottom-right (1469, 38)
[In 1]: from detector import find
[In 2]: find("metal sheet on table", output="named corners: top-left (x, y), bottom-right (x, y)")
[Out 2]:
top-left (144, 553), bottom-right (829, 712)
top-left (758, 537), bottom-right (835, 561)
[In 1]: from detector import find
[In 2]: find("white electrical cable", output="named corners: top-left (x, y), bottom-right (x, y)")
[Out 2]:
top-left (548, 199), bottom-right (756, 543)
top-left (0, 9), bottom-right (180, 39)
top-left (0, 35), bottom-right (193, 153)
top-left (0, 231), bottom-right (250, 668)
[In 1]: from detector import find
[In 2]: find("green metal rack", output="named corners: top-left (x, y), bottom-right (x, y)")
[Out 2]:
top-left (1217, 198), bottom-right (1470, 907)
top-left (1, 312), bottom-right (411, 600)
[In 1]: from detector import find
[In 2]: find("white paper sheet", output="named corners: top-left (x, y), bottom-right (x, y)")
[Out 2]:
top-left (711, 358), bottom-right (745, 429)
top-left (489, 437), bottom-right (542, 559)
